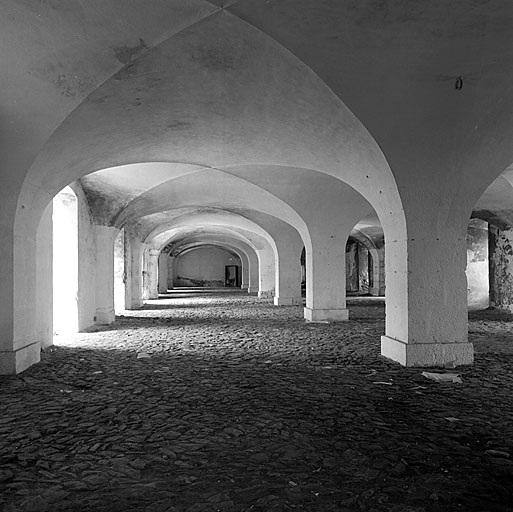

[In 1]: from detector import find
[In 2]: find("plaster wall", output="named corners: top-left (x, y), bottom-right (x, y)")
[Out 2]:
top-left (466, 220), bottom-right (489, 310)
top-left (162, 236), bottom-right (257, 292)
top-left (175, 247), bottom-right (240, 287)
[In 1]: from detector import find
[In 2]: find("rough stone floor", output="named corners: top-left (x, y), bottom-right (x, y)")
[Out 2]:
top-left (1, 291), bottom-right (513, 512)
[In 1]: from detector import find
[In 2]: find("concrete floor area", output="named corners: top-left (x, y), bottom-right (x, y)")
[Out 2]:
top-left (1, 291), bottom-right (512, 511)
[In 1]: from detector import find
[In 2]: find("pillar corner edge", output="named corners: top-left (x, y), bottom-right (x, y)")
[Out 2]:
top-left (0, 342), bottom-right (41, 375)
top-left (381, 336), bottom-right (474, 367)
top-left (304, 307), bottom-right (349, 322)
top-left (274, 296), bottom-right (303, 306)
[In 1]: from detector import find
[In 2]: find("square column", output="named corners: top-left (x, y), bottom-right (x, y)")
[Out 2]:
top-left (94, 226), bottom-right (118, 324)
top-left (304, 234), bottom-right (348, 322)
top-left (158, 252), bottom-right (168, 293)
top-left (256, 248), bottom-right (275, 298)
top-left (125, 235), bottom-right (143, 309)
top-left (3, 202), bottom-right (54, 374)
top-left (273, 237), bottom-right (303, 307)
top-left (167, 256), bottom-right (175, 290)
top-left (381, 234), bottom-right (473, 367)
top-left (142, 248), bottom-right (160, 299)
top-left (369, 246), bottom-right (385, 296)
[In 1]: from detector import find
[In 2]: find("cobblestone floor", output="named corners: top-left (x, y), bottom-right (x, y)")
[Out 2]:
top-left (1, 290), bottom-right (512, 512)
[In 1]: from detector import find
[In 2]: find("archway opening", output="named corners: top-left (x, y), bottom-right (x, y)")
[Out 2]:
top-left (174, 246), bottom-right (242, 288)
top-left (52, 186), bottom-right (78, 335)
top-left (466, 219), bottom-right (490, 310)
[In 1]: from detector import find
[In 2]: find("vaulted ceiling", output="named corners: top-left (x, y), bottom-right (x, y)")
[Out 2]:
top-left (4, 0), bottom-right (513, 248)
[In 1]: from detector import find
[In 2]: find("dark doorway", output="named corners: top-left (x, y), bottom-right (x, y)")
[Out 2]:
top-left (225, 265), bottom-right (239, 287)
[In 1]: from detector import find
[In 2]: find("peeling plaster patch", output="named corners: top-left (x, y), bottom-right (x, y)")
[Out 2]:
top-left (111, 39), bottom-right (149, 82)
top-left (167, 120), bottom-right (192, 130)
top-left (113, 61), bottom-right (139, 81)
top-left (191, 40), bottom-right (247, 72)
top-left (89, 94), bottom-right (113, 105)
top-left (32, 61), bottom-right (94, 98)
top-left (114, 38), bottom-right (147, 65)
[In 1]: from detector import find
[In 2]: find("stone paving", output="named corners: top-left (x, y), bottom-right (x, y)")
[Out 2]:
top-left (1, 290), bottom-right (512, 512)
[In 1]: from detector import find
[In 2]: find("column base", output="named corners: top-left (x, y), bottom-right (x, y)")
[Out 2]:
top-left (274, 296), bottom-right (303, 306)
top-left (0, 342), bottom-right (41, 375)
top-left (381, 336), bottom-right (474, 367)
top-left (304, 307), bottom-right (349, 322)
top-left (258, 290), bottom-right (274, 298)
top-left (248, 287), bottom-right (258, 294)
top-left (95, 308), bottom-right (115, 325)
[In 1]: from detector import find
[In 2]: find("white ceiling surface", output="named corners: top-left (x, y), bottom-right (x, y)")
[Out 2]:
top-left (4, 1), bottom-right (513, 245)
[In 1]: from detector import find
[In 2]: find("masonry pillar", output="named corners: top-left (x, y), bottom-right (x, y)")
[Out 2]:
top-left (143, 248), bottom-right (160, 299)
top-left (274, 240), bottom-right (302, 306)
top-left (94, 226), bottom-right (118, 324)
top-left (10, 226), bottom-right (41, 374)
top-left (369, 246), bottom-right (385, 296)
top-left (257, 247), bottom-right (275, 298)
top-left (238, 252), bottom-right (249, 290)
top-left (304, 232), bottom-right (348, 322)
top-left (125, 235), bottom-right (143, 309)
top-left (381, 226), bottom-right (474, 367)
top-left (158, 252), bottom-right (168, 293)
top-left (167, 256), bottom-right (175, 290)
top-left (357, 244), bottom-right (370, 294)
top-left (489, 225), bottom-right (513, 312)
top-left (241, 263), bottom-right (249, 290)
top-left (247, 251), bottom-right (259, 293)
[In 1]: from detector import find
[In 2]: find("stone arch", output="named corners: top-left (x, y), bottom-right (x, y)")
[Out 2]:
top-left (9, 11), bottom-right (407, 371)
top-left (350, 228), bottom-right (385, 297)
top-left (161, 235), bottom-right (259, 293)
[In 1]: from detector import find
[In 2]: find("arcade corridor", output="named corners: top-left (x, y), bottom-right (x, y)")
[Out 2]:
top-left (0, 292), bottom-right (512, 511)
